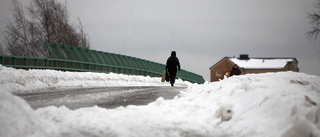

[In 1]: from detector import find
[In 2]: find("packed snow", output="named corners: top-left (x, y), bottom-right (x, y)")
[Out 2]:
top-left (1, 64), bottom-right (320, 137)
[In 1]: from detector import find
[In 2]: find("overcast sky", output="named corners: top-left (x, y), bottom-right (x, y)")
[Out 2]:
top-left (0, 0), bottom-right (319, 81)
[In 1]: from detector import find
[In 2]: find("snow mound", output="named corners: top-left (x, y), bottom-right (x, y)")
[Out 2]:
top-left (0, 88), bottom-right (50, 137)
top-left (177, 72), bottom-right (320, 136)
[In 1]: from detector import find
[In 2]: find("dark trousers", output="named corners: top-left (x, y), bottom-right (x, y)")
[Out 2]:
top-left (168, 70), bottom-right (177, 85)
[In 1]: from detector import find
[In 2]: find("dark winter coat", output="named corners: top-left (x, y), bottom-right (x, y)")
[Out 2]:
top-left (166, 51), bottom-right (180, 76)
top-left (229, 66), bottom-right (241, 76)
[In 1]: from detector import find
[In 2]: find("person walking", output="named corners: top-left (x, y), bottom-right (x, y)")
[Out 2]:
top-left (166, 51), bottom-right (181, 87)
top-left (229, 64), bottom-right (241, 77)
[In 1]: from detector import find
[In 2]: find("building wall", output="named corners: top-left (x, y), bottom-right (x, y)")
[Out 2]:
top-left (285, 62), bottom-right (299, 72)
top-left (210, 59), bottom-right (234, 82)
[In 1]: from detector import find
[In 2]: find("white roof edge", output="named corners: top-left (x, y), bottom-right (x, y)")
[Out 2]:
top-left (228, 58), bottom-right (293, 69)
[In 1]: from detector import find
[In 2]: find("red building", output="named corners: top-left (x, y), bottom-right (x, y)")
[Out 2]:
top-left (209, 54), bottom-right (299, 82)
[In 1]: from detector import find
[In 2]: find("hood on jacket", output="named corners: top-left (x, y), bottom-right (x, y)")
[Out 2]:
top-left (171, 51), bottom-right (176, 57)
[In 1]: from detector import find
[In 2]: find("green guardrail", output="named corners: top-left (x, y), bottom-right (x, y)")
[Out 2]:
top-left (0, 43), bottom-right (205, 83)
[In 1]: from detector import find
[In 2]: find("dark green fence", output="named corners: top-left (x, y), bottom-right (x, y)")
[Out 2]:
top-left (0, 43), bottom-right (205, 83)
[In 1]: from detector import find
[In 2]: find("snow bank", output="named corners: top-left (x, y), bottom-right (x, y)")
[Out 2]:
top-left (0, 87), bottom-right (49, 137)
top-left (0, 64), bottom-right (320, 137)
top-left (181, 72), bottom-right (320, 136)
top-left (0, 65), bottom-right (188, 93)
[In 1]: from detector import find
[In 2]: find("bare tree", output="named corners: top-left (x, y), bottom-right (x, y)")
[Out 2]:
top-left (76, 17), bottom-right (90, 48)
top-left (4, 0), bottom-right (41, 56)
top-left (307, 0), bottom-right (320, 41)
top-left (0, 42), bottom-right (4, 55)
top-left (28, 0), bottom-right (90, 48)
top-left (4, 0), bottom-right (90, 57)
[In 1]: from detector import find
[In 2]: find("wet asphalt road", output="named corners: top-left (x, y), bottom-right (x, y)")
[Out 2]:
top-left (16, 86), bottom-right (186, 110)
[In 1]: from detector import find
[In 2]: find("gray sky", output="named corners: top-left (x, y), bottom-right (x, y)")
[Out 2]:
top-left (1, 0), bottom-right (320, 81)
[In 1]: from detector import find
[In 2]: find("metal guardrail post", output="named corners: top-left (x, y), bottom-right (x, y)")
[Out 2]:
top-left (92, 51), bottom-right (103, 64)
top-left (54, 43), bottom-right (67, 59)
top-left (61, 44), bottom-right (74, 60)
top-left (70, 46), bottom-right (82, 61)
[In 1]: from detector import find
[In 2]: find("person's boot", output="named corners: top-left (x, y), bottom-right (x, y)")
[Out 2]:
top-left (171, 83), bottom-right (174, 87)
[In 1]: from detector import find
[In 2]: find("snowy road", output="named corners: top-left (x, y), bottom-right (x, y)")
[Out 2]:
top-left (16, 86), bottom-right (185, 110)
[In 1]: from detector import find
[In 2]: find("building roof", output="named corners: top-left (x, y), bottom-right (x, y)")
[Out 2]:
top-left (209, 55), bottom-right (298, 70)
top-left (229, 57), bottom-right (296, 69)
